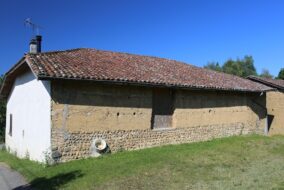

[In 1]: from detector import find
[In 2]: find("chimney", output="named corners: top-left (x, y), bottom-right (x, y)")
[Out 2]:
top-left (29, 35), bottom-right (42, 53)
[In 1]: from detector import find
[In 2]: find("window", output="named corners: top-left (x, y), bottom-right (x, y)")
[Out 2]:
top-left (9, 114), bottom-right (12, 136)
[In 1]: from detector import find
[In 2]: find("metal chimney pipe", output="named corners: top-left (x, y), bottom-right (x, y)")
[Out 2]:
top-left (36, 35), bottom-right (42, 53)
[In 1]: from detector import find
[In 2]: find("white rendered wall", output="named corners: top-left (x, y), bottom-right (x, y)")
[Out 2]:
top-left (5, 70), bottom-right (51, 162)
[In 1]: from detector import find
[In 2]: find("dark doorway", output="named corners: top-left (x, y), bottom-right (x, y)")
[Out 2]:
top-left (267, 114), bottom-right (274, 132)
top-left (151, 88), bottom-right (174, 129)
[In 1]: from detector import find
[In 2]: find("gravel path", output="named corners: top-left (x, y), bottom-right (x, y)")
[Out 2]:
top-left (0, 163), bottom-right (31, 190)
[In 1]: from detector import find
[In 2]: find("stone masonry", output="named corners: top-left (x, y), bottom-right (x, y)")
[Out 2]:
top-left (51, 122), bottom-right (261, 162)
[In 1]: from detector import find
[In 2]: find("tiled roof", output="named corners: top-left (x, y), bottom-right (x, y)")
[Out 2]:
top-left (247, 76), bottom-right (284, 90)
top-left (1, 48), bottom-right (273, 97)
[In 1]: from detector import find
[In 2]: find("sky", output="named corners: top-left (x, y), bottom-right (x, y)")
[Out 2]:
top-left (0, 0), bottom-right (283, 76)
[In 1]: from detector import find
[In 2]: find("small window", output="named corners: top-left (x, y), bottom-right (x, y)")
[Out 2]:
top-left (9, 114), bottom-right (12, 136)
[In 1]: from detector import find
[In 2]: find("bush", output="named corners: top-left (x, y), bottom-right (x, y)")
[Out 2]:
top-left (0, 100), bottom-right (5, 143)
top-left (0, 76), bottom-right (5, 143)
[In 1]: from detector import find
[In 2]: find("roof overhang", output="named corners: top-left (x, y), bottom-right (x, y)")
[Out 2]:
top-left (38, 75), bottom-right (273, 94)
top-left (247, 76), bottom-right (284, 91)
top-left (0, 57), bottom-right (38, 99)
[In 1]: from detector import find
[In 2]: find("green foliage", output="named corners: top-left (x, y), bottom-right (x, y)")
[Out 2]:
top-left (204, 62), bottom-right (222, 72)
top-left (277, 68), bottom-right (284, 80)
top-left (260, 69), bottom-right (273, 79)
top-left (204, 55), bottom-right (258, 78)
top-left (222, 59), bottom-right (242, 76)
top-left (241, 56), bottom-right (257, 77)
top-left (0, 75), bottom-right (5, 143)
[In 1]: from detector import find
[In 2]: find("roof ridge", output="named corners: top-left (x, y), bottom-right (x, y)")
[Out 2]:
top-left (25, 48), bottom-right (222, 77)
top-left (26, 48), bottom-right (91, 55)
top-left (82, 48), bottom-right (244, 78)
top-left (92, 49), bottom-right (241, 79)
top-left (26, 47), bottom-right (210, 73)
top-left (26, 48), bottom-right (260, 84)
top-left (27, 47), bottom-right (197, 67)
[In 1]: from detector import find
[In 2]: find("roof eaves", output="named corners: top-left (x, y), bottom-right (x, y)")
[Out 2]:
top-left (38, 75), bottom-right (269, 93)
top-left (25, 55), bottom-right (41, 80)
top-left (0, 56), bottom-right (39, 98)
top-left (0, 57), bottom-right (26, 97)
top-left (247, 76), bottom-right (284, 90)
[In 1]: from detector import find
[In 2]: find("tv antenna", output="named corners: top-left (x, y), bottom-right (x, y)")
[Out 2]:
top-left (24, 18), bottom-right (42, 35)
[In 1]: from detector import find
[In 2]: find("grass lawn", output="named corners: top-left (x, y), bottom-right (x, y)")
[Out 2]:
top-left (1, 135), bottom-right (284, 190)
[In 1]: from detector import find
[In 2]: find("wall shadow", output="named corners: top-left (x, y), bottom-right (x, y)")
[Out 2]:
top-left (175, 90), bottom-right (254, 109)
top-left (267, 114), bottom-right (274, 132)
top-left (174, 90), bottom-right (267, 120)
top-left (52, 80), bottom-right (153, 108)
top-left (8, 68), bottom-right (51, 102)
top-left (51, 80), bottom-right (267, 120)
top-left (13, 170), bottom-right (83, 190)
top-left (248, 94), bottom-right (267, 120)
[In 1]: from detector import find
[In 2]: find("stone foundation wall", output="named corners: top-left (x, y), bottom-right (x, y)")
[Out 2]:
top-left (51, 122), bottom-right (260, 162)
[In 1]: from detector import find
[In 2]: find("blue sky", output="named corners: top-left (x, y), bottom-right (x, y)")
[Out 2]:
top-left (0, 0), bottom-right (283, 76)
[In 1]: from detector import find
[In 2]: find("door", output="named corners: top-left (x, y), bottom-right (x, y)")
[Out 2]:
top-left (151, 88), bottom-right (174, 129)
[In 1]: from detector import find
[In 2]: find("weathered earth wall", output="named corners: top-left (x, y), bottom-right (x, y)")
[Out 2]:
top-left (266, 91), bottom-right (284, 135)
top-left (50, 81), bottom-right (266, 162)
top-left (173, 90), bottom-right (266, 130)
top-left (51, 81), bottom-right (152, 132)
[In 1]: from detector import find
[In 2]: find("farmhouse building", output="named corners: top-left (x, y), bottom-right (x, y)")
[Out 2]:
top-left (248, 76), bottom-right (284, 135)
top-left (0, 37), bottom-right (273, 162)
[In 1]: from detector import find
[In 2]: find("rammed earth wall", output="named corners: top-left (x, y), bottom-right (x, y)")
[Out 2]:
top-left (50, 80), bottom-right (266, 162)
top-left (266, 91), bottom-right (284, 135)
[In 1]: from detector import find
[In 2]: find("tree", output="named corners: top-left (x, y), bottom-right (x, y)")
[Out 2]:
top-left (223, 56), bottom-right (257, 77)
top-left (205, 55), bottom-right (258, 78)
top-left (259, 69), bottom-right (273, 79)
top-left (277, 68), bottom-right (284, 80)
top-left (222, 59), bottom-right (242, 76)
top-left (0, 75), bottom-right (5, 143)
top-left (240, 56), bottom-right (257, 77)
top-left (204, 62), bottom-right (222, 72)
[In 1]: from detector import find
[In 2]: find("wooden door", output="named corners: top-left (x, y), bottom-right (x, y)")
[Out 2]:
top-left (151, 88), bottom-right (174, 129)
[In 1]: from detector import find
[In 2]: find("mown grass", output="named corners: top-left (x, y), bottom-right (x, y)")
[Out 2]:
top-left (1, 135), bottom-right (284, 190)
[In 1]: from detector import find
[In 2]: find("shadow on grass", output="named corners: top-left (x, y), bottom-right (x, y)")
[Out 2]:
top-left (14, 170), bottom-right (83, 190)
top-left (273, 182), bottom-right (284, 190)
